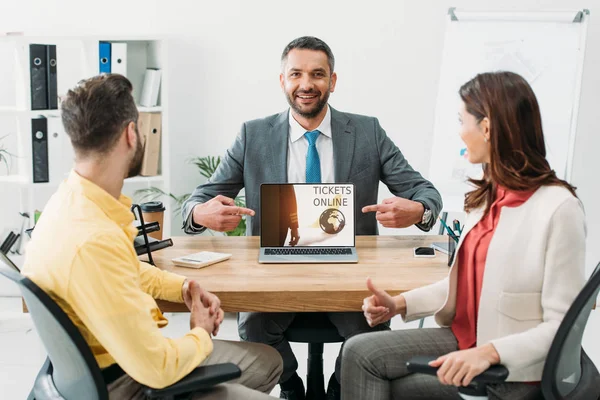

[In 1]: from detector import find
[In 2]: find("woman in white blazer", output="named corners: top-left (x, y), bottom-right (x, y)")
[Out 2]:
top-left (340, 71), bottom-right (586, 400)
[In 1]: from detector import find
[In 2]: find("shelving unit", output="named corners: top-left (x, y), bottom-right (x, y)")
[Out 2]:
top-left (0, 35), bottom-right (171, 248)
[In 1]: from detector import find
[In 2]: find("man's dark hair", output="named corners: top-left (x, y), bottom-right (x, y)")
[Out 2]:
top-left (61, 74), bottom-right (139, 157)
top-left (281, 36), bottom-right (335, 75)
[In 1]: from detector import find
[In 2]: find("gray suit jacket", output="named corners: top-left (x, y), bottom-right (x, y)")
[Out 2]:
top-left (182, 107), bottom-right (442, 236)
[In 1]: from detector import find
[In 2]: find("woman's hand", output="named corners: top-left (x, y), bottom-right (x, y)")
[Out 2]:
top-left (362, 277), bottom-right (405, 327)
top-left (429, 343), bottom-right (501, 387)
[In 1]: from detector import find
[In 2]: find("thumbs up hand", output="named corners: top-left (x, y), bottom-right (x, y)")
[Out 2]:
top-left (362, 277), bottom-right (405, 327)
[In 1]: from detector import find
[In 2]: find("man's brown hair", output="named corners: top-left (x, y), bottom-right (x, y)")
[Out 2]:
top-left (61, 74), bottom-right (139, 157)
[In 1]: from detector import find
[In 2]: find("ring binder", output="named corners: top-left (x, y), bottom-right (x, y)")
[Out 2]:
top-left (99, 42), bottom-right (111, 74)
top-left (46, 45), bottom-right (57, 109)
top-left (30, 44), bottom-right (48, 110)
top-left (31, 117), bottom-right (49, 183)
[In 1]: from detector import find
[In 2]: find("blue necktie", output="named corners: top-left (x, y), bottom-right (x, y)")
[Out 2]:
top-left (304, 130), bottom-right (321, 183)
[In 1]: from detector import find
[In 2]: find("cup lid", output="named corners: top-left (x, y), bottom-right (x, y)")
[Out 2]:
top-left (140, 201), bottom-right (165, 212)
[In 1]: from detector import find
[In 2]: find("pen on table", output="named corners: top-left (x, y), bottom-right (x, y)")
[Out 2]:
top-left (439, 217), bottom-right (459, 243)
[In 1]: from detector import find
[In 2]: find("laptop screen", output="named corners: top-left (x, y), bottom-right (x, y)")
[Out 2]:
top-left (260, 183), bottom-right (355, 248)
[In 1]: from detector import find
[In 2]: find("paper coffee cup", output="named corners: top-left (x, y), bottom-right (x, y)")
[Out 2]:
top-left (140, 201), bottom-right (165, 240)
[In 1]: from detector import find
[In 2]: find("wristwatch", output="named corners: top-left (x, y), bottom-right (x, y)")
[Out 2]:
top-left (417, 202), bottom-right (432, 226)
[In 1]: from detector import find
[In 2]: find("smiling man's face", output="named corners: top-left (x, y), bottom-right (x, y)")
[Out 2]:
top-left (280, 49), bottom-right (337, 120)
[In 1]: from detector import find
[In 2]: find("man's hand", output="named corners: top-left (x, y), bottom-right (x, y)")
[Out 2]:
top-left (429, 344), bottom-right (501, 387)
top-left (211, 309), bottom-right (225, 336)
top-left (182, 279), bottom-right (194, 311)
top-left (362, 278), bottom-right (403, 327)
top-left (289, 228), bottom-right (300, 247)
top-left (182, 280), bottom-right (221, 313)
top-left (362, 197), bottom-right (424, 228)
top-left (199, 290), bottom-right (224, 336)
top-left (188, 281), bottom-right (217, 335)
top-left (183, 280), bottom-right (225, 336)
top-left (192, 195), bottom-right (255, 232)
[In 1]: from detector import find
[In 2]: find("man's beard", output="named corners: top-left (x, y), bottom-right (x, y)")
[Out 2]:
top-left (127, 127), bottom-right (144, 178)
top-left (286, 89), bottom-right (330, 119)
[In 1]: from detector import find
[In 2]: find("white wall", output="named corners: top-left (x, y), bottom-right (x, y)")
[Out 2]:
top-left (1, 0), bottom-right (599, 362)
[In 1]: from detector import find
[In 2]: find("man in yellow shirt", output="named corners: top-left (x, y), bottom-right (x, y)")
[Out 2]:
top-left (22, 74), bottom-right (282, 399)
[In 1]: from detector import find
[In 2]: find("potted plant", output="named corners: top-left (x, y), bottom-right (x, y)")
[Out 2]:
top-left (135, 155), bottom-right (246, 236)
top-left (0, 135), bottom-right (14, 175)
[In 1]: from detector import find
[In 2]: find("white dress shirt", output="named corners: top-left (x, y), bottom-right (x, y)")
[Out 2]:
top-left (287, 105), bottom-right (334, 183)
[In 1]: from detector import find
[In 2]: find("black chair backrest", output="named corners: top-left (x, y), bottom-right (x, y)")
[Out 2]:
top-left (542, 262), bottom-right (600, 399)
top-left (0, 254), bottom-right (108, 400)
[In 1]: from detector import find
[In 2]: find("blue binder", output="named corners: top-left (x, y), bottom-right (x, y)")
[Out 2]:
top-left (99, 42), bottom-right (111, 74)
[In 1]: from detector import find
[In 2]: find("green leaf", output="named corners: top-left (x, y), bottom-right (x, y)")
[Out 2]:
top-left (189, 155), bottom-right (222, 179)
top-left (134, 187), bottom-right (168, 203)
top-left (0, 137), bottom-right (15, 173)
top-left (234, 196), bottom-right (246, 208)
top-left (224, 218), bottom-right (246, 236)
top-left (133, 188), bottom-right (189, 214)
top-left (131, 153), bottom-right (247, 235)
top-left (0, 152), bottom-right (9, 172)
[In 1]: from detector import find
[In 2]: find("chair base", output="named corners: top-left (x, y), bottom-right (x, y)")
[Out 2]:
top-left (305, 343), bottom-right (326, 400)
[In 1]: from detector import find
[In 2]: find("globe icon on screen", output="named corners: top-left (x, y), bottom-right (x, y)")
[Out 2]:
top-left (319, 209), bottom-right (346, 234)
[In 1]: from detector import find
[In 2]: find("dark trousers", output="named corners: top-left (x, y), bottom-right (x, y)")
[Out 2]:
top-left (238, 312), bottom-right (390, 383)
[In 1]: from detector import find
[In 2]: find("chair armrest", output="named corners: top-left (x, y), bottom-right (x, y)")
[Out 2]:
top-left (143, 363), bottom-right (241, 399)
top-left (406, 356), bottom-right (509, 383)
top-left (31, 358), bottom-right (67, 400)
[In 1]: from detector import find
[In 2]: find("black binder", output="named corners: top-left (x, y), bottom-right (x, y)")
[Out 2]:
top-left (30, 44), bottom-right (48, 110)
top-left (31, 117), bottom-right (49, 183)
top-left (46, 45), bottom-right (58, 109)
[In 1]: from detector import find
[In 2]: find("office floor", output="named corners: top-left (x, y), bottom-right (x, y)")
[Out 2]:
top-left (1, 297), bottom-right (599, 399)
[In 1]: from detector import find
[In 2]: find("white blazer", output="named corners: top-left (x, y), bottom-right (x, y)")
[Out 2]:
top-left (402, 185), bottom-right (586, 382)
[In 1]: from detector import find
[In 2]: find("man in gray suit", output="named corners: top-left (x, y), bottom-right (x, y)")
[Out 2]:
top-left (182, 36), bottom-right (442, 400)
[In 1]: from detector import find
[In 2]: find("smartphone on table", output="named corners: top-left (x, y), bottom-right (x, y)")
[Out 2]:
top-left (413, 246), bottom-right (436, 258)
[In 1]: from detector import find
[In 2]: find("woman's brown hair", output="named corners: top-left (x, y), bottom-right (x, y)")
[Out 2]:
top-left (459, 71), bottom-right (576, 214)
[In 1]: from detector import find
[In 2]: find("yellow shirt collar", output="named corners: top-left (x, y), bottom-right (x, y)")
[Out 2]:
top-left (66, 170), bottom-right (136, 237)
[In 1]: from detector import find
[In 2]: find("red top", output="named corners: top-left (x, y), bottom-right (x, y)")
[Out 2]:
top-left (451, 186), bottom-right (535, 350)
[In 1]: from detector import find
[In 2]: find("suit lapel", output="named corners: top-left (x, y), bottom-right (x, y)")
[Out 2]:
top-left (268, 111), bottom-right (289, 183)
top-left (460, 208), bottom-right (485, 240)
top-left (331, 107), bottom-right (355, 182)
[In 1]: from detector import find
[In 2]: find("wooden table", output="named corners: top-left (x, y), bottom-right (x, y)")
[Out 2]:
top-left (150, 235), bottom-right (450, 313)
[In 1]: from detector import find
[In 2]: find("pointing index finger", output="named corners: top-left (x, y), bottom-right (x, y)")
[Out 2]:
top-left (362, 204), bottom-right (379, 213)
top-left (220, 206), bottom-right (255, 216)
top-left (232, 206), bottom-right (255, 216)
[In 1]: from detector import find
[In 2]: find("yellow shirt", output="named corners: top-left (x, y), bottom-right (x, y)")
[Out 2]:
top-left (22, 171), bottom-right (213, 389)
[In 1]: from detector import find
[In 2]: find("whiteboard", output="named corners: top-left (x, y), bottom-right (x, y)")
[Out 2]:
top-left (428, 9), bottom-right (589, 212)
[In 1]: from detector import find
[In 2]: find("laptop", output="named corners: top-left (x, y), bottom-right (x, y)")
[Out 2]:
top-left (258, 183), bottom-right (358, 263)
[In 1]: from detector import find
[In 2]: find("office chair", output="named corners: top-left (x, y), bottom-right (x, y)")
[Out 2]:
top-left (284, 313), bottom-right (344, 400)
top-left (407, 261), bottom-right (600, 400)
top-left (0, 254), bottom-right (240, 400)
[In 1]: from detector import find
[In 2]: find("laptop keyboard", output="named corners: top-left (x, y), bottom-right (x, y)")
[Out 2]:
top-left (264, 248), bottom-right (352, 255)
